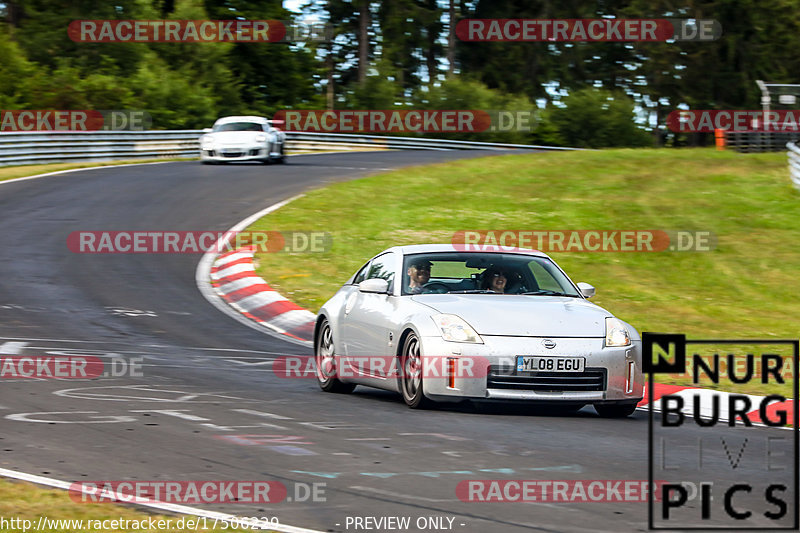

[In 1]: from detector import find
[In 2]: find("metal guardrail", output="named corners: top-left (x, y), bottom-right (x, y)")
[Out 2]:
top-left (0, 130), bottom-right (575, 167)
top-left (0, 131), bottom-right (200, 167)
top-left (788, 142), bottom-right (800, 190)
top-left (724, 131), bottom-right (800, 153)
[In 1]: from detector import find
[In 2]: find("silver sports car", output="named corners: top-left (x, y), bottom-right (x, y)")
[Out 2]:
top-left (313, 244), bottom-right (644, 416)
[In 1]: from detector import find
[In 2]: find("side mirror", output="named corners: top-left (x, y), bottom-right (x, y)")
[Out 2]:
top-left (202, 128), bottom-right (212, 133)
top-left (358, 278), bottom-right (389, 294)
top-left (577, 282), bottom-right (595, 298)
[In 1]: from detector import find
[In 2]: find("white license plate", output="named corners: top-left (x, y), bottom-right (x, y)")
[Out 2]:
top-left (516, 356), bottom-right (585, 373)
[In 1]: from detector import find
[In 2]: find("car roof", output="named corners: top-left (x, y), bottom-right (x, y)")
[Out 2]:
top-left (213, 116), bottom-right (269, 125)
top-left (384, 243), bottom-right (550, 259)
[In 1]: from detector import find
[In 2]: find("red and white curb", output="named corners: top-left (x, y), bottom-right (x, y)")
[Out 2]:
top-left (637, 383), bottom-right (795, 428)
top-left (195, 195), bottom-right (314, 348)
top-left (210, 246), bottom-right (315, 344)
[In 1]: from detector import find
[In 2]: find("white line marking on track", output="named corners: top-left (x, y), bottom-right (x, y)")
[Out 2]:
top-left (398, 432), bottom-right (470, 441)
top-left (53, 385), bottom-right (251, 403)
top-left (200, 422), bottom-right (287, 431)
top-left (0, 467), bottom-right (324, 533)
top-left (225, 359), bottom-right (274, 366)
top-left (0, 341), bottom-right (28, 354)
top-left (348, 485), bottom-right (456, 503)
top-left (129, 410), bottom-right (210, 421)
top-left (233, 409), bottom-right (293, 420)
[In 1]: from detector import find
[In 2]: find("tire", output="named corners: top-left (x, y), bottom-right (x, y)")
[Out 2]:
top-left (262, 143), bottom-right (273, 164)
top-left (399, 332), bottom-right (433, 409)
top-left (594, 402), bottom-right (638, 418)
top-left (315, 320), bottom-right (356, 394)
top-left (278, 143), bottom-right (286, 164)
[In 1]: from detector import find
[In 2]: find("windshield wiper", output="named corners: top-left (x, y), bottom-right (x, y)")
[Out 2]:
top-left (521, 290), bottom-right (580, 297)
top-left (448, 290), bottom-right (504, 294)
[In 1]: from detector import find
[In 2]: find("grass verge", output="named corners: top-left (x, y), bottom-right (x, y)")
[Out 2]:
top-left (245, 147), bottom-right (797, 397)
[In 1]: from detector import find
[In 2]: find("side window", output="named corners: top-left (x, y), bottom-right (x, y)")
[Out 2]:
top-left (366, 253), bottom-right (396, 289)
top-left (352, 261), bottom-right (371, 284)
top-left (528, 261), bottom-right (564, 292)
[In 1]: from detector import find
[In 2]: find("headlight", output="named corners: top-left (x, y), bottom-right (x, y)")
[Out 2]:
top-left (605, 317), bottom-right (631, 347)
top-left (432, 314), bottom-right (483, 344)
top-left (201, 135), bottom-right (215, 148)
top-left (255, 133), bottom-right (267, 142)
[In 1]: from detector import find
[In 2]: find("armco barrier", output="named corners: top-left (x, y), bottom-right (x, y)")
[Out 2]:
top-left (788, 141), bottom-right (800, 191)
top-left (0, 130), bottom-right (576, 167)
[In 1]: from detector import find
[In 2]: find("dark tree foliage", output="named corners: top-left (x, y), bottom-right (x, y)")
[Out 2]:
top-left (2, 0), bottom-right (797, 145)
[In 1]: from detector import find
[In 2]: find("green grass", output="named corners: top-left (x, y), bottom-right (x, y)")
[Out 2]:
top-left (247, 148), bottom-right (798, 396)
top-left (0, 478), bottom-right (265, 532)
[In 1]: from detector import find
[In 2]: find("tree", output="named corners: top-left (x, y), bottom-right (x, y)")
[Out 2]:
top-left (546, 88), bottom-right (651, 148)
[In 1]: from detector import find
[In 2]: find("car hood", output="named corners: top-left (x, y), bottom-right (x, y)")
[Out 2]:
top-left (411, 294), bottom-right (610, 337)
top-left (208, 131), bottom-right (264, 145)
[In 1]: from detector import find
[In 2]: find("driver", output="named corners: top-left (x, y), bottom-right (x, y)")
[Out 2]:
top-left (407, 259), bottom-right (432, 294)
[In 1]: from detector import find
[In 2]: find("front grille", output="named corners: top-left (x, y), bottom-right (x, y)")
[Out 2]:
top-left (223, 151), bottom-right (243, 158)
top-left (487, 365), bottom-right (606, 392)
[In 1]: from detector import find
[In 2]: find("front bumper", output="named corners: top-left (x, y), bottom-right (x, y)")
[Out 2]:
top-left (420, 335), bottom-right (644, 403)
top-left (201, 143), bottom-right (278, 162)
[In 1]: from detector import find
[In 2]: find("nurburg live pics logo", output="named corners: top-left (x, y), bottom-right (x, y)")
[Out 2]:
top-left (643, 332), bottom-right (799, 530)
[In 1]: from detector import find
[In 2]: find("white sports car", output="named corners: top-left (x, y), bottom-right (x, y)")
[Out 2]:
top-left (314, 244), bottom-right (644, 416)
top-left (200, 115), bottom-right (286, 164)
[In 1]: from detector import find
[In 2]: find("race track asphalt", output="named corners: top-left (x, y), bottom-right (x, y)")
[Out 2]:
top-left (0, 151), bottom-right (794, 532)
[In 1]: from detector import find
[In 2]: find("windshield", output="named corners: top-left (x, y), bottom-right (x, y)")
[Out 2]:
top-left (212, 122), bottom-right (264, 132)
top-left (401, 252), bottom-right (581, 297)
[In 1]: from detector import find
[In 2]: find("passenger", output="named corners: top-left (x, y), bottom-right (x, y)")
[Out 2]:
top-left (481, 266), bottom-right (508, 293)
top-left (407, 259), bottom-right (432, 294)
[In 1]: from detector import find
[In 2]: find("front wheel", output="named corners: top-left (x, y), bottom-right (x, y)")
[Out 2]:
top-left (594, 402), bottom-right (638, 418)
top-left (315, 320), bottom-right (355, 394)
top-left (399, 332), bottom-right (433, 409)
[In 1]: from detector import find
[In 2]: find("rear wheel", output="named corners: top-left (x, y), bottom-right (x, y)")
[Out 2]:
top-left (400, 332), bottom-right (433, 409)
top-left (315, 320), bottom-right (355, 393)
top-left (594, 402), bottom-right (638, 418)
